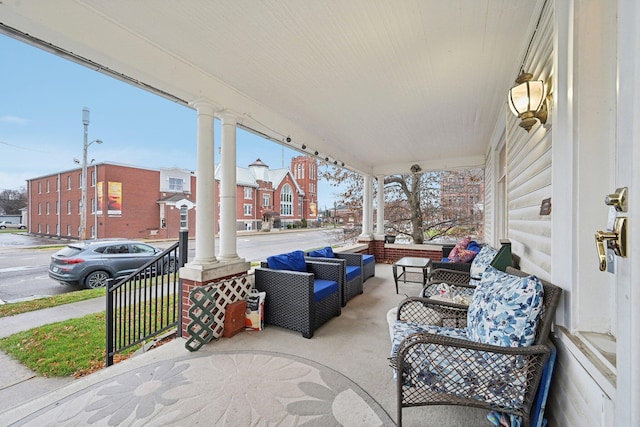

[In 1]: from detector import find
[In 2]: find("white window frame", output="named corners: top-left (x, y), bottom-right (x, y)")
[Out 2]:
top-left (280, 184), bottom-right (293, 216)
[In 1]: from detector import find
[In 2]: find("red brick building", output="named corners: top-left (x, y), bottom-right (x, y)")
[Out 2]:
top-left (26, 156), bottom-right (317, 240)
top-left (216, 156), bottom-right (318, 232)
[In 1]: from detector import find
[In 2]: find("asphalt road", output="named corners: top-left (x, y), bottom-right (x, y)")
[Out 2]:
top-left (0, 228), bottom-right (350, 303)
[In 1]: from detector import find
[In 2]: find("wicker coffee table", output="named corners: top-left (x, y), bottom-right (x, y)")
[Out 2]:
top-left (392, 257), bottom-right (431, 294)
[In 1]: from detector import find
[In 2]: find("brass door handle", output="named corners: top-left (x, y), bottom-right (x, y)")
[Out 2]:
top-left (595, 217), bottom-right (628, 271)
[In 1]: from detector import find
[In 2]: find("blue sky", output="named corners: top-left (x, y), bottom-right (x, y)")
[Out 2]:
top-left (0, 35), bottom-right (338, 211)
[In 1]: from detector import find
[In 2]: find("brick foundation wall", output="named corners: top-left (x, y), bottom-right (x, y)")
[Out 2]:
top-left (357, 238), bottom-right (444, 264)
top-left (181, 271), bottom-right (252, 339)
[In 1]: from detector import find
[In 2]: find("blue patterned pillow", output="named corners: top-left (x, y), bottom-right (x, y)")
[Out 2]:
top-left (469, 245), bottom-right (498, 281)
top-left (467, 266), bottom-right (544, 347)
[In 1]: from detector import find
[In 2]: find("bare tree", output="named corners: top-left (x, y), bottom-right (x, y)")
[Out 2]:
top-left (319, 164), bottom-right (484, 243)
top-left (0, 187), bottom-right (27, 215)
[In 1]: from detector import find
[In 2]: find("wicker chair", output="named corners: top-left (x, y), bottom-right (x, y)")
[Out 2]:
top-left (426, 240), bottom-right (513, 287)
top-left (391, 267), bottom-right (562, 427)
top-left (255, 260), bottom-right (342, 338)
top-left (306, 249), bottom-right (364, 306)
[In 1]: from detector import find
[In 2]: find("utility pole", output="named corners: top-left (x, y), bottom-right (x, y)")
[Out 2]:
top-left (80, 107), bottom-right (102, 240)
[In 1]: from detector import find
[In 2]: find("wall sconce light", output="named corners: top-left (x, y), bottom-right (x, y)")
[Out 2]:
top-left (508, 72), bottom-right (548, 132)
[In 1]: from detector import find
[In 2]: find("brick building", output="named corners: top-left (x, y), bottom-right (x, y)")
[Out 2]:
top-left (215, 156), bottom-right (318, 232)
top-left (26, 156), bottom-right (317, 240)
top-left (440, 169), bottom-right (484, 236)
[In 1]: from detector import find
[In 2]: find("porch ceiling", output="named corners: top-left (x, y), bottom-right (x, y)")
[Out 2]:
top-left (0, 0), bottom-right (540, 175)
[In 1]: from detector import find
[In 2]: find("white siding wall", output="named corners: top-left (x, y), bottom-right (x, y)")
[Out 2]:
top-left (497, 1), bottom-right (616, 425)
top-left (505, 1), bottom-right (554, 280)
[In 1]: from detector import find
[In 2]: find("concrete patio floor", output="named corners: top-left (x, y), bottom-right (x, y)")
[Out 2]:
top-left (0, 264), bottom-right (492, 426)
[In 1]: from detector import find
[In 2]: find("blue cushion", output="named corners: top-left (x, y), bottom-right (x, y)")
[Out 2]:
top-left (346, 266), bottom-right (362, 281)
top-left (308, 246), bottom-right (335, 258)
top-left (467, 240), bottom-right (482, 253)
top-left (313, 279), bottom-right (338, 301)
top-left (267, 250), bottom-right (307, 272)
top-left (467, 266), bottom-right (544, 347)
top-left (363, 254), bottom-right (375, 264)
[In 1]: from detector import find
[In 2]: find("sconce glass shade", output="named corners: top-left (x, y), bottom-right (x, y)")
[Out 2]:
top-left (508, 72), bottom-right (547, 131)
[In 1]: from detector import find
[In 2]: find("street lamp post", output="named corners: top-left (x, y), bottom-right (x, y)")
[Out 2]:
top-left (80, 107), bottom-right (102, 241)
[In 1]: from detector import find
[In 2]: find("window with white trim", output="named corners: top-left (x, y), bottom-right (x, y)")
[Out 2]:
top-left (263, 194), bottom-right (270, 207)
top-left (244, 204), bottom-right (252, 216)
top-left (169, 177), bottom-right (183, 191)
top-left (280, 184), bottom-right (293, 216)
top-left (244, 187), bottom-right (252, 199)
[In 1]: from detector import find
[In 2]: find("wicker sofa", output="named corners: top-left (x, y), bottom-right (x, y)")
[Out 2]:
top-left (255, 251), bottom-right (342, 338)
top-left (390, 267), bottom-right (562, 427)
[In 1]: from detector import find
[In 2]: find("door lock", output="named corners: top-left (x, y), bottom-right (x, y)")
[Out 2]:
top-left (604, 187), bottom-right (628, 212)
top-left (595, 217), bottom-right (627, 271)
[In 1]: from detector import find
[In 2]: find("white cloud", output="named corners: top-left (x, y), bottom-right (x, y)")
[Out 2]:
top-left (0, 115), bottom-right (29, 125)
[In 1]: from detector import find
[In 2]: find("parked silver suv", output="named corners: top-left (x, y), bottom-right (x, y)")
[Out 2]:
top-left (49, 239), bottom-right (175, 289)
top-left (0, 221), bottom-right (26, 229)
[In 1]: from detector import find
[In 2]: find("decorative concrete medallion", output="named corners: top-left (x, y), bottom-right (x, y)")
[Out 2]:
top-left (14, 351), bottom-right (394, 426)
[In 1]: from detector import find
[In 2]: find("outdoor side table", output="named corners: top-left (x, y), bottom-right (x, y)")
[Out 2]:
top-left (392, 257), bottom-right (432, 294)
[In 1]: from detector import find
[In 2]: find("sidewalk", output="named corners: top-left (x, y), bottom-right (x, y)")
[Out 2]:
top-left (0, 298), bottom-right (105, 414)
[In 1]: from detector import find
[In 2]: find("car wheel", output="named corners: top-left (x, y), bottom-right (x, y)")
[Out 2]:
top-left (0, 226), bottom-right (5, 229)
top-left (84, 270), bottom-right (110, 289)
top-left (163, 259), bottom-right (176, 273)
top-left (19, 226), bottom-right (26, 229)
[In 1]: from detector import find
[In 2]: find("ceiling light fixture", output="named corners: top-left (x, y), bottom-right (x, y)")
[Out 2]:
top-left (301, 144), bottom-right (306, 150)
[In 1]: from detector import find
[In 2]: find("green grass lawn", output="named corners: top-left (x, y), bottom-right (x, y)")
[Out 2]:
top-left (0, 312), bottom-right (108, 377)
top-left (0, 293), bottom-right (177, 377)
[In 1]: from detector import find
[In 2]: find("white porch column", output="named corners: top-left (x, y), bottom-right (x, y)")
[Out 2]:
top-left (376, 174), bottom-right (385, 237)
top-left (360, 174), bottom-right (373, 238)
top-left (218, 112), bottom-right (240, 261)
top-left (191, 102), bottom-right (217, 266)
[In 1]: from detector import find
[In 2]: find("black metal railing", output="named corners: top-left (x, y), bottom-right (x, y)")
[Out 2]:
top-left (106, 241), bottom-right (182, 367)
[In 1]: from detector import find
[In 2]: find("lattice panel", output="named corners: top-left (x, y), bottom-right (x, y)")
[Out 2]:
top-left (185, 273), bottom-right (254, 352)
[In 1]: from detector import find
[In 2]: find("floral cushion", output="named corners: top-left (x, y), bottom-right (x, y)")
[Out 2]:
top-left (467, 266), bottom-right (544, 347)
top-left (391, 321), bottom-right (469, 360)
top-left (390, 320), bottom-right (531, 409)
top-left (469, 245), bottom-right (498, 281)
